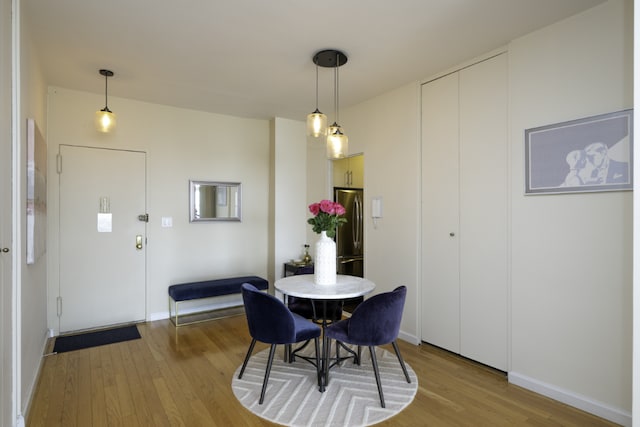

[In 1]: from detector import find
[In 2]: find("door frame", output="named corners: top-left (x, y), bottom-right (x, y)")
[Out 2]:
top-left (53, 144), bottom-right (148, 334)
top-left (2, 0), bottom-right (19, 424)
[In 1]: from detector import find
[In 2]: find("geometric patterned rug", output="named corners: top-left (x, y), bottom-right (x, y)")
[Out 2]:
top-left (232, 344), bottom-right (418, 426)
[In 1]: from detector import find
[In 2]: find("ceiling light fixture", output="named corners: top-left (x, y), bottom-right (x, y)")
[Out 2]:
top-left (306, 63), bottom-right (327, 142)
top-left (310, 49), bottom-right (349, 159)
top-left (95, 69), bottom-right (116, 133)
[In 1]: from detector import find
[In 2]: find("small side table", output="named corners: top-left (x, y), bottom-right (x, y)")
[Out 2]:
top-left (283, 262), bottom-right (314, 277)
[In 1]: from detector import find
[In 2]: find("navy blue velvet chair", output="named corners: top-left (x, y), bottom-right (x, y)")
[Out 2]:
top-left (238, 283), bottom-right (323, 403)
top-left (323, 285), bottom-right (411, 408)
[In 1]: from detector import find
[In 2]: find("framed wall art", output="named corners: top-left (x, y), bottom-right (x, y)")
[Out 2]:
top-left (525, 109), bottom-right (633, 195)
top-left (26, 118), bottom-right (47, 264)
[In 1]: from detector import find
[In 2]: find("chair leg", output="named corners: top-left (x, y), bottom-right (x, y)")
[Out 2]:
top-left (238, 338), bottom-right (257, 379)
top-left (392, 340), bottom-right (411, 383)
top-left (259, 344), bottom-right (277, 404)
top-left (357, 345), bottom-right (362, 365)
top-left (323, 335), bottom-right (331, 388)
top-left (368, 346), bottom-right (385, 408)
top-left (314, 336), bottom-right (324, 392)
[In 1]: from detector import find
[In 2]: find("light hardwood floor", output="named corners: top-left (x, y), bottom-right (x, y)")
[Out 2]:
top-left (27, 314), bottom-right (619, 426)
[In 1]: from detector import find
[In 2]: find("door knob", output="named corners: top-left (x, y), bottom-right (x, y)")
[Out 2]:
top-left (1, 248), bottom-right (9, 253)
top-left (449, 232), bottom-right (455, 237)
top-left (136, 235), bottom-right (143, 250)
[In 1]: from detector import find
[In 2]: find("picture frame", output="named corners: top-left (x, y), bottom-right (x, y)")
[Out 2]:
top-left (524, 109), bottom-right (633, 195)
top-left (26, 118), bottom-right (47, 264)
top-left (189, 180), bottom-right (241, 222)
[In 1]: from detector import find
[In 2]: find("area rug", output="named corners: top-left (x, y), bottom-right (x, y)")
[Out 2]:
top-left (232, 344), bottom-right (417, 426)
top-left (53, 325), bottom-right (141, 353)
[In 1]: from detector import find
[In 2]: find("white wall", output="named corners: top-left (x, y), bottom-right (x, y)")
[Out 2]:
top-left (508, 1), bottom-right (632, 423)
top-left (19, 4), bottom-right (49, 422)
top-left (46, 88), bottom-right (271, 326)
top-left (271, 117), bottom-right (310, 280)
top-left (340, 84), bottom-right (421, 343)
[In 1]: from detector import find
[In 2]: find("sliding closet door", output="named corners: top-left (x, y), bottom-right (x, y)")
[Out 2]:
top-left (421, 53), bottom-right (508, 371)
top-left (459, 54), bottom-right (508, 370)
top-left (420, 72), bottom-right (461, 354)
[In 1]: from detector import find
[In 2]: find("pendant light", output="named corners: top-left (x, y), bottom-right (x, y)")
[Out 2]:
top-left (326, 56), bottom-right (348, 159)
top-left (306, 64), bottom-right (327, 142)
top-left (95, 69), bottom-right (116, 133)
top-left (327, 51), bottom-right (349, 159)
top-left (310, 50), bottom-right (348, 159)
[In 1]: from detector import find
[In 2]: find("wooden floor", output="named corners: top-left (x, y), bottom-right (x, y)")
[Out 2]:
top-left (27, 315), bottom-right (620, 427)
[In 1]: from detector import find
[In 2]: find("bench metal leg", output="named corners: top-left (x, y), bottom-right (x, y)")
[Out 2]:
top-left (169, 297), bottom-right (181, 327)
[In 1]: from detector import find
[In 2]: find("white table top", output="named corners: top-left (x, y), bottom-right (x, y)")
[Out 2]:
top-left (274, 274), bottom-right (375, 300)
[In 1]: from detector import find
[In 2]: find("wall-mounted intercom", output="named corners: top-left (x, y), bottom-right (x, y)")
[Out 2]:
top-left (371, 197), bottom-right (383, 218)
top-left (371, 197), bottom-right (383, 229)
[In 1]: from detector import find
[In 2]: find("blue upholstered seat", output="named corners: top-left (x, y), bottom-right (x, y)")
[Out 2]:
top-left (167, 276), bottom-right (269, 326)
top-left (168, 276), bottom-right (267, 301)
top-left (238, 283), bottom-right (323, 403)
top-left (323, 285), bottom-right (411, 408)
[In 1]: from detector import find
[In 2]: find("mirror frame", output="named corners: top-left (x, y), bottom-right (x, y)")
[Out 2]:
top-left (189, 180), bottom-right (242, 222)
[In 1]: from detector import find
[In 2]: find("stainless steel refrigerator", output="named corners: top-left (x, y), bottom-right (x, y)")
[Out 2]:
top-left (334, 187), bottom-right (364, 277)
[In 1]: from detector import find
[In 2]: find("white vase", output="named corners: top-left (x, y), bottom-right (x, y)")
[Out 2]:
top-left (314, 231), bottom-right (336, 285)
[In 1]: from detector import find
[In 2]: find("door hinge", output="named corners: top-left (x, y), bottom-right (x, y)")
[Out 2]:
top-left (56, 153), bottom-right (62, 174)
top-left (56, 296), bottom-right (62, 317)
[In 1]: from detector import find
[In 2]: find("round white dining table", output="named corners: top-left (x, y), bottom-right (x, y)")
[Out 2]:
top-left (274, 274), bottom-right (375, 301)
top-left (274, 274), bottom-right (375, 392)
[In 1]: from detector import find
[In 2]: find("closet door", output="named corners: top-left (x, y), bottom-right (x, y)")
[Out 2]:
top-left (421, 53), bottom-right (508, 371)
top-left (459, 54), bottom-right (508, 370)
top-left (420, 72), bottom-right (461, 353)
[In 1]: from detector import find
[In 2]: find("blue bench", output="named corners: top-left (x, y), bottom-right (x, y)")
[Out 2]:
top-left (168, 275), bottom-right (269, 326)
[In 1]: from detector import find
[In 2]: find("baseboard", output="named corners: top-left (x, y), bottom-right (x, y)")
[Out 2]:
top-left (508, 372), bottom-right (631, 427)
top-left (398, 330), bottom-right (420, 345)
top-left (22, 329), bottom-right (51, 425)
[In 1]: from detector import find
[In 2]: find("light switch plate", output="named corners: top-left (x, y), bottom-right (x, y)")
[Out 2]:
top-left (161, 217), bottom-right (173, 228)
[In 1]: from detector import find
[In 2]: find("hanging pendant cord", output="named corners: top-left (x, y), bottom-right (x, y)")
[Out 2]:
top-left (104, 74), bottom-right (109, 109)
top-left (334, 55), bottom-right (340, 125)
top-left (315, 64), bottom-right (319, 110)
top-left (336, 54), bottom-right (340, 124)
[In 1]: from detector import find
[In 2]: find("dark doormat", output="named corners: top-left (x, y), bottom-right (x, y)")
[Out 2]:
top-left (53, 325), bottom-right (141, 354)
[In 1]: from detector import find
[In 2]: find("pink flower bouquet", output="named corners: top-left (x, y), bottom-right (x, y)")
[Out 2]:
top-left (307, 200), bottom-right (347, 238)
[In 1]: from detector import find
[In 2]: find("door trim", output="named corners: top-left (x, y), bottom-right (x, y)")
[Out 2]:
top-left (56, 144), bottom-right (148, 333)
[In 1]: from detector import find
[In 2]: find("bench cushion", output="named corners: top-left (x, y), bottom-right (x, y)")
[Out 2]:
top-left (168, 276), bottom-right (268, 302)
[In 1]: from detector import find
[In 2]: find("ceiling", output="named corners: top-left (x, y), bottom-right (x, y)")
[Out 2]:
top-left (23, 0), bottom-right (606, 121)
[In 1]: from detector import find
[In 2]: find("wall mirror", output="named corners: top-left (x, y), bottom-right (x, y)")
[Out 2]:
top-left (189, 180), bottom-right (242, 222)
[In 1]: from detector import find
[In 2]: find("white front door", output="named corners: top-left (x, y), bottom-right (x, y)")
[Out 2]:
top-left (0, 23), bottom-right (13, 425)
top-left (59, 145), bottom-right (146, 333)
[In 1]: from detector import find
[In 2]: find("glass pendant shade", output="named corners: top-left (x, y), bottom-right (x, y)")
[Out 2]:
top-left (96, 69), bottom-right (116, 133)
top-left (326, 125), bottom-right (348, 159)
top-left (95, 108), bottom-right (116, 133)
top-left (306, 108), bottom-right (327, 141)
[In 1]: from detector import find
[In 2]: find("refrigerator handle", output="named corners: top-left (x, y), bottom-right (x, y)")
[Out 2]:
top-left (358, 194), bottom-right (362, 249)
top-left (354, 194), bottom-right (362, 250)
top-left (352, 197), bottom-right (357, 249)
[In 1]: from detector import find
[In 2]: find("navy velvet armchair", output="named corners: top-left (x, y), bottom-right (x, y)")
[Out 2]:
top-left (238, 283), bottom-right (323, 403)
top-left (323, 285), bottom-right (411, 407)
